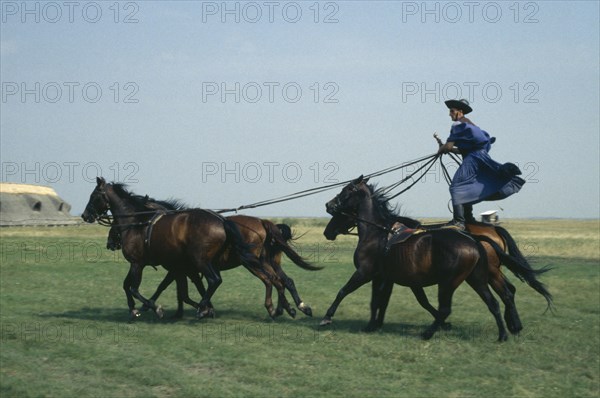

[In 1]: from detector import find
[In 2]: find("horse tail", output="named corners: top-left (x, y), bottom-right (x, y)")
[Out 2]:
top-left (276, 223), bottom-right (293, 241)
top-left (472, 234), bottom-right (554, 313)
top-left (264, 222), bottom-right (323, 271)
top-left (222, 219), bottom-right (262, 270)
top-left (495, 226), bottom-right (534, 269)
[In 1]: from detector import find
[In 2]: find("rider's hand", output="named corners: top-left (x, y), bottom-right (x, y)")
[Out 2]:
top-left (437, 142), bottom-right (453, 154)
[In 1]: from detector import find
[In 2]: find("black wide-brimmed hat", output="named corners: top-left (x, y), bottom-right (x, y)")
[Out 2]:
top-left (445, 98), bottom-right (472, 114)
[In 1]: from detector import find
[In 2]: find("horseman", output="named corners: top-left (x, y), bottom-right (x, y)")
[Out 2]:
top-left (437, 99), bottom-right (525, 229)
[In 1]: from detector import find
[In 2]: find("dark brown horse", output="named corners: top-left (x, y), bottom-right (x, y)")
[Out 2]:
top-left (323, 186), bottom-right (553, 335)
top-left (82, 177), bottom-right (264, 320)
top-left (321, 176), bottom-right (514, 341)
top-left (140, 215), bottom-right (320, 319)
top-left (104, 196), bottom-right (320, 319)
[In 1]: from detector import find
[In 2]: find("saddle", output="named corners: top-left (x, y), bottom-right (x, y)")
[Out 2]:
top-left (385, 220), bottom-right (489, 252)
top-left (385, 222), bottom-right (426, 252)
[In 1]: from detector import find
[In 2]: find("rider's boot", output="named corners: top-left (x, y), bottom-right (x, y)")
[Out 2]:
top-left (443, 205), bottom-right (466, 230)
top-left (464, 204), bottom-right (477, 224)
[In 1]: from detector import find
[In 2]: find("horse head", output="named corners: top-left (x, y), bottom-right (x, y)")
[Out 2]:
top-left (324, 175), bottom-right (370, 240)
top-left (323, 213), bottom-right (357, 240)
top-left (82, 177), bottom-right (111, 223)
top-left (325, 175), bottom-right (370, 215)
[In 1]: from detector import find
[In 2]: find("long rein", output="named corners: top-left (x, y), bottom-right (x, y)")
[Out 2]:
top-left (94, 152), bottom-right (457, 228)
top-left (337, 210), bottom-right (393, 235)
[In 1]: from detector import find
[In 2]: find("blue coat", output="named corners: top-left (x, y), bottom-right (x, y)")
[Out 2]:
top-left (447, 119), bottom-right (525, 206)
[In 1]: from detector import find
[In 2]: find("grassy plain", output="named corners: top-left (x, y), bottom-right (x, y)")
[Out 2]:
top-left (1, 219), bottom-right (598, 397)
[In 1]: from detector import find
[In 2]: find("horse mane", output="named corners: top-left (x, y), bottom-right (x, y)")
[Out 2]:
top-left (146, 198), bottom-right (188, 211)
top-left (368, 183), bottom-right (421, 228)
top-left (111, 183), bottom-right (188, 212)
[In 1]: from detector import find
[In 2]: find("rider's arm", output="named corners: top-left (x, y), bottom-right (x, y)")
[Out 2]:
top-left (437, 141), bottom-right (460, 154)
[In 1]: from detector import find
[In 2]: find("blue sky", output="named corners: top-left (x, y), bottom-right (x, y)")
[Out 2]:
top-left (1, 1), bottom-right (599, 219)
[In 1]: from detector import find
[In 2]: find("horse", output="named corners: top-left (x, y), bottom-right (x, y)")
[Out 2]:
top-left (82, 177), bottom-right (264, 320)
top-left (143, 216), bottom-right (320, 319)
top-left (323, 181), bottom-right (553, 335)
top-left (320, 175), bottom-right (521, 341)
top-left (325, 211), bottom-right (552, 335)
top-left (104, 194), bottom-right (320, 319)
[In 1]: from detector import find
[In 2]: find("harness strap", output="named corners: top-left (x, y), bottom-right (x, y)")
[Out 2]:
top-left (144, 212), bottom-right (166, 248)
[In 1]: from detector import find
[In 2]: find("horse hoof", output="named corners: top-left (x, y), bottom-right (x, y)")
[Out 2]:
top-left (287, 308), bottom-right (297, 319)
top-left (171, 312), bottom-right (184, 320)
top-left (155, 305), bottom-right (164, 319)
top-left (498, 334), bottom-right (508, 342)
top-left (298, 302), bottom-right (313, 317)
top-left (421, 330), bottom-right (435, 340)
top-left (508, 325), bottom-right (523, 335)
top-left (129, 309), bottom-right (141, 321)
top-left (197, 308), bottom-right (213, 320)
top-left (319, 317), bottom-right (332, 327)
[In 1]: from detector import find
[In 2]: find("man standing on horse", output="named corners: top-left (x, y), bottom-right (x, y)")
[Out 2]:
top-left (437, 99), bottom-right (525, 229)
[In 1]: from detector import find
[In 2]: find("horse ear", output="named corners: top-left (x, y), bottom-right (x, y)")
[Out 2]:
top-left (96, 176), bottom-right (106, 186)
top-left (353, 175), bottom-right (364, 184)
top-left (363, 177), bottom-right (370, 184)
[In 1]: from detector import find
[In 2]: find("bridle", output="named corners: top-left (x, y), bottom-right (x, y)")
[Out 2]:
top-left (85, 186), bottom-right (155, 229)
top-left (84, 188), bottom-right (112, 225)
top-left (327, 185), bottom-right (392, 234)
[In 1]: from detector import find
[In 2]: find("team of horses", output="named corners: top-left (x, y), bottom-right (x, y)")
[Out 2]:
top-left (82, 176), bottom-right (553, 341)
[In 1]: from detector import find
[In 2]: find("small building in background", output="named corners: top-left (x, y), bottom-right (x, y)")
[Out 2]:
top-left (480, 210), bottom-right (499, 224)
top-left (0, 183), bottom-right (77, 226)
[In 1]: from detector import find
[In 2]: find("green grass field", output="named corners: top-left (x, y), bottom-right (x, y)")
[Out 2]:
top-left (1, 219), bottom-right (599, 397)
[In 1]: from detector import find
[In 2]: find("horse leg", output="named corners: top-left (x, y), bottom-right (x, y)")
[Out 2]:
top-left (466, 275), bottom-right (508, 342)
top-left (243, 262), bottom-right (294, 319)
top-left (187, 271), bottom-right (214, 316)
top-left (490, 276), bottom-right (522, 335)
top-left (320, 270), bottom-right (371, 327)
top-left (122, 271), bottom-right (139, 320)
top-left (247, 265), bottom-right (277, 318)
top-left (140, 269), bottom-right (176, 312)
top-left (127, 262), bottom-right (164, 319)
top-left (263, 277), bottom-right (277, 319)
top-left (504, 278), bottom-right (522, 333)
top-left (269, 271), bottom-right (296, 319)
top-left (278, 271), bottom-right (310, 317)
top-left (364, 276), bottom-right (393, 332)
top-left (272, 261), bottom-right (312, 317)
top-left (196, 264), bottom-right (222, 320)
top-left (274, 287), bottom-right (296, 319)
top-left (266, 271), bottom-right (296, 319)
top-left (485, 248), bottom-right (523, 335)
top-left (172, 273), bottom-right (189, 319)
top-left (410, 287), bottom-right (452, 330)
top-left (421, 284), bottom-right (454, 340)
top-left (189, 272), bottom-right (207, 301)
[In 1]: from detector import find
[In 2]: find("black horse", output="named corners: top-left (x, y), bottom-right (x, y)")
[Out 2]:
top-left (324, 189), bottom-right (553, 336)
top-left (82, 177), bottom-right (263, 320)
top-left (321, 176), bottom-right (516, 341)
